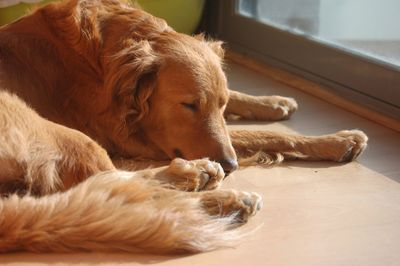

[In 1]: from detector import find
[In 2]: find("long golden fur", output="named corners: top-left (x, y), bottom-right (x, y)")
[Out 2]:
top-left (0, 0), bottom-right (367, 253)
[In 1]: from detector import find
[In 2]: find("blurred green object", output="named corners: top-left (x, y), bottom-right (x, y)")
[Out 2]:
top-left (0, 0), bottom-right (55, 26)
top-left (0, 0), bottom-right (205, 34)
top-left (137, 0), bottom-right (205, 34)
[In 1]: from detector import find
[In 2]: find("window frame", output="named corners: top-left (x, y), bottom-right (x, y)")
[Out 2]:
top-left (211, 0), bottom-right (400, 119)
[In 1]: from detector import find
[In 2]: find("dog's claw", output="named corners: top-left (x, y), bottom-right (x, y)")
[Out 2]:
top-left (200, 190), bottom-right (263, 224)
top-left (336, 130), bottom-right (368, 162)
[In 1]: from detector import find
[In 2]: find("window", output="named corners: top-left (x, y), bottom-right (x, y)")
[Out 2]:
top-left (211, 0), bottom-right (400, 119)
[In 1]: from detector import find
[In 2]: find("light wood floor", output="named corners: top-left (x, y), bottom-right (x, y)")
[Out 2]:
top-left (2, 63), bottom-right (400, 266)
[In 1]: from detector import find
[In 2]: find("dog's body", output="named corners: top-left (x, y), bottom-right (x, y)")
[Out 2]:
top-left (0, 0), bottom-right (367, 253)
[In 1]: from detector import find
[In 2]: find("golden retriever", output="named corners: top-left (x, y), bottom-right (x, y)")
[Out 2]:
top-left (0, 0), bottom-right (368, 253)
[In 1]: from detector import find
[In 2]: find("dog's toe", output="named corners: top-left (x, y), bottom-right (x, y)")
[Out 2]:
top-left (193, 159), bottom-right (225, 190)
top-left (239, 192), bottom-right (263, 218)
top-left (200, 190), bottom-right (263, 224)
top-left (164, 158), bottom-right (224, 191)
top-left (260, 96), bottom-right (298, 120)
top-left (336, 130), bottom-right (368, 162)
top-left (276, 97), bottom-right (298, 119)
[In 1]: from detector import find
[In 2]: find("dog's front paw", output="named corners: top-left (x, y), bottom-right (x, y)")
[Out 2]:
top-left (245, 96), bottom-right (298, 121)
top-left (159, 158), bottom-right (225, 191)
top-left (266, 96), bottom-right (298, 120)
top-left (199, 190), bottom-right (263, 224)
top-left (335, 130), bottom-right (368, 162)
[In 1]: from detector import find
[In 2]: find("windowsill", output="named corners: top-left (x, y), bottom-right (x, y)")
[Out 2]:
top-left (226, 50), bottom-right (400, 133)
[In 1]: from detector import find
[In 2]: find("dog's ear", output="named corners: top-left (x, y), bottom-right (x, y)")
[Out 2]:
top-left (194, 34), bottom-right (225, 58)
top-left (206, 40), bottom-right (225, 58)
top-left (105, 40), bottom-right (160, 126)
top-left (41, 0), bottom-right (102, 72)
top-left (193, 33), bottom-right (206, 41)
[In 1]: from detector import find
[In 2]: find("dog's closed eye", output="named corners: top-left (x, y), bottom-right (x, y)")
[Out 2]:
top-left (181, 102), bottom-right (197, 112)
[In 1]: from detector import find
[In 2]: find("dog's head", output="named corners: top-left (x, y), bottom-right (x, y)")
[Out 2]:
top-left (107, 30), bottom-right (237, 173)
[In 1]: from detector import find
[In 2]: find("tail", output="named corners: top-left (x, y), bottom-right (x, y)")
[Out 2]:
top-left (0, 171), bottom-right (242, 254)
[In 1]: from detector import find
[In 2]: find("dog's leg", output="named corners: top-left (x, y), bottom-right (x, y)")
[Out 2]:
top-left (52, 124), bottom-right (116, 192)
top-left (0, 92), bottom-right (115, 195)
top-left (230, 129), bottom-right (368, 163)
top-left (0, 127), bottom-right (115, 196)
top-left (0, 170), bottom-right (262, 253)
top-left (225, 90), bottom-right (298, 121)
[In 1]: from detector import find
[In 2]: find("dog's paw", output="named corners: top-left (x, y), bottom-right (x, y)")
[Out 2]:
top-left (160, 158), bottom-right (225, 191)
top-left (246, 96), bottom-right (298, 121)
top-left (334, 130), bottom-right (368, 162)
top-left (267, 96), bottom-right (298, 120)
top-left (200, 190), bottom-right (263, 223)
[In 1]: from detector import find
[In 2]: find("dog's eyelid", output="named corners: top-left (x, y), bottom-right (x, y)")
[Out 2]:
top-left (181, 102), bottom-right (198, 112)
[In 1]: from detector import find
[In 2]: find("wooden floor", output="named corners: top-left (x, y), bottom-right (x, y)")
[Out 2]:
top-left (2, 63), bottom-right (400, 266)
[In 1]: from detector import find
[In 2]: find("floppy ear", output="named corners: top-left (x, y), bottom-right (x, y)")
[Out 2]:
top-left (104, 39), bottom-right (160, 127)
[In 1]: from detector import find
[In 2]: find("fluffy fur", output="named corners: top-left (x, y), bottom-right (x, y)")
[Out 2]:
top-left (0, 0), bottom-right (367, 253)
top-left (0, 166), bottom-right (261, 253)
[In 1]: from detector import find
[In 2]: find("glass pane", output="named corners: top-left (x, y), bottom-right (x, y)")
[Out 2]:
top-left (237, 0), bottom-right (400, 67)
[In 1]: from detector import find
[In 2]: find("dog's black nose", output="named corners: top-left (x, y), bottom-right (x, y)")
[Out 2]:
top-left (219, 159), bottom-right (238, 176)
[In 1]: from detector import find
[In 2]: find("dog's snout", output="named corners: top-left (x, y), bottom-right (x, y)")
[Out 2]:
top-left (218, 159), bottom-right (238, 175)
